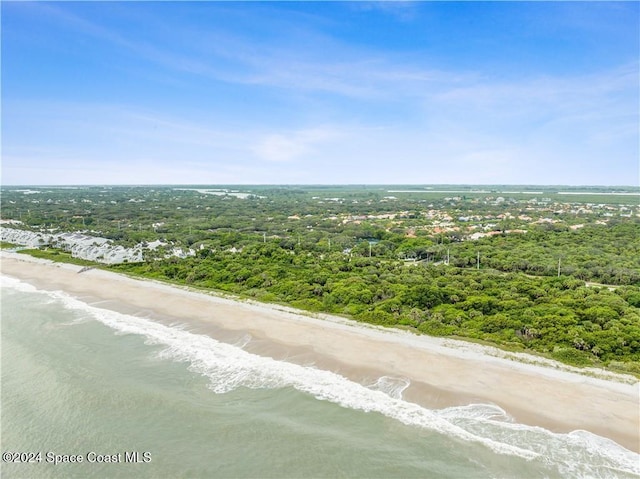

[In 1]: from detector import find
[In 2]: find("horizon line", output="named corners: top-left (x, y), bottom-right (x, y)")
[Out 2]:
top-left (1, 183), bottom-right (639, 189)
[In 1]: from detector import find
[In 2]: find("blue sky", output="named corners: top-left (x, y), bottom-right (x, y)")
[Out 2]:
top-left (2, 1), bottom-right (638, 185)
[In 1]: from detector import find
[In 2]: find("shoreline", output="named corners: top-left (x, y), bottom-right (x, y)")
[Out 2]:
top-left (2, 251), bottom-right (639, 452)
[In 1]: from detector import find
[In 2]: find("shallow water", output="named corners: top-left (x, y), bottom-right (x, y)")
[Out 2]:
top-left (2, 275), bottom-right (638, 478)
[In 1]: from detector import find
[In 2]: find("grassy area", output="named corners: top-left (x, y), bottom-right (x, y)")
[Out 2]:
top-left (17, 248), bottom-right (101, 267)
top-left (1, 241), bottom-right (18, 249)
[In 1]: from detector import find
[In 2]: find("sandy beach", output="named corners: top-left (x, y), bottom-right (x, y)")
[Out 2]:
top-left (2, 252), bottom-right (639, 453)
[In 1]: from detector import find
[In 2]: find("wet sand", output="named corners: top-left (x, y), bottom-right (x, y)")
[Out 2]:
top-left (2, 252), bottom-right (638, 452)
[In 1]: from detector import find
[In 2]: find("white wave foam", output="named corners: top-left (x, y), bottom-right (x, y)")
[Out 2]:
top-left (439, 403), bottom-right (513, 422)
top-left (59, 316), bottom-right (92, 326)
top-left (1, 274), bottom-right (39, 293)
top-left (367, 376), bottom-right (410, 400)
top-left (5, 277), bottom-right (640, 477)
top-left (233, 333), bottom-right (252, 349)
top-left (439, 405), bottom-right (640, 477)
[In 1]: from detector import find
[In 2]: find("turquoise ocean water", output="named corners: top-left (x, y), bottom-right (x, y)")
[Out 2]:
top-left (1, 275), bottom-right (639, 479)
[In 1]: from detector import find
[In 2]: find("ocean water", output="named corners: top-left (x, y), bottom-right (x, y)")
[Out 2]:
top-left (1, 275), bottom-right (638, 479)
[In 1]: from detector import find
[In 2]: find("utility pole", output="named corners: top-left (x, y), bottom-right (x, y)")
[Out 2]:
top-left (447, 248), bottom-right (450, 265)
top-left (558, 257), bottom-right (561, 277)
top-left (477, 251), bottom-right (480, 270)
top-left (328, 238), bottom-right (331, 250)
top-left (369, 242), bottom-right (372, 257)
top-left (263, 232), bottom-right (266, 243)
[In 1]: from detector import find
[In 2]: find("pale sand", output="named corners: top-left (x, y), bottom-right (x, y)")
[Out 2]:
top-left (2, 252), bottom-right (639, 452)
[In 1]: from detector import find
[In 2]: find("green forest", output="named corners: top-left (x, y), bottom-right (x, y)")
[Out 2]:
top-left (2, 185), bottom-right (639, 375)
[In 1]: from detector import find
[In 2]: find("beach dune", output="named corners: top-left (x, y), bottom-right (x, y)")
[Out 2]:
top-left (2, 252), bottom-right (638, 452)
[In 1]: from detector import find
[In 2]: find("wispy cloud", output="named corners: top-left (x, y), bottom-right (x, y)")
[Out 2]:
top-left (349, 2), bottom-right (420, 22)
top-left (9, 2), bottom-right (451, 100)
top-left (252, 128), bottom-right (341, 163)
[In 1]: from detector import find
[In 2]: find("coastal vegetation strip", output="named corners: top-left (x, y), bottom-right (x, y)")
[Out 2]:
top-left (15, 248), bottom-right (99, 267)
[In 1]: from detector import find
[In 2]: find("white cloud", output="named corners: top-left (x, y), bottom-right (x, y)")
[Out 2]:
top-left (252, 128), bottom-right (340, 163)
top-left (252, 135), bottom-right (307, 163)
